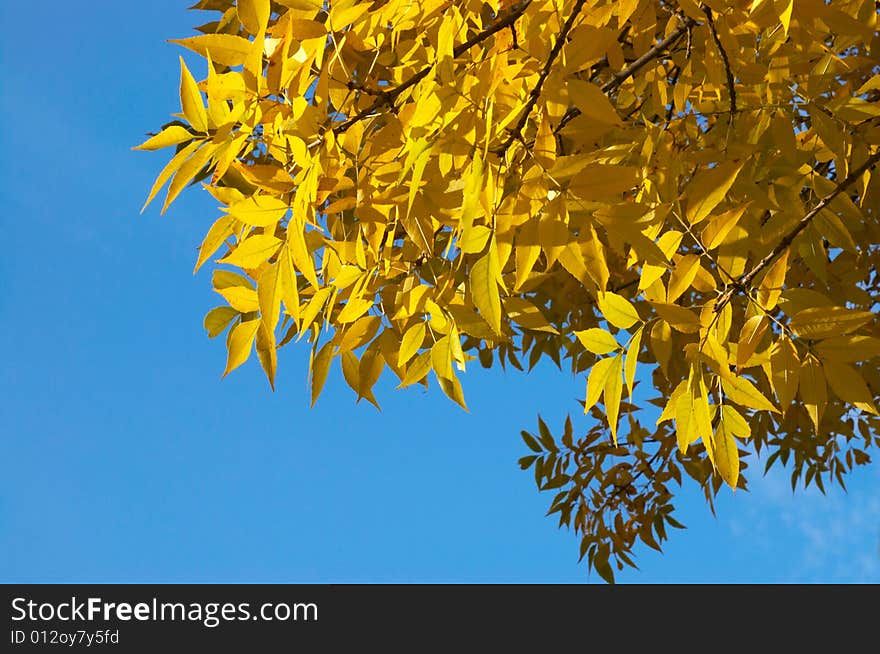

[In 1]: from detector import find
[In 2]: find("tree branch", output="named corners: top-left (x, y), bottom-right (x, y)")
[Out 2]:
top-left (334, 0), bottom-right (534, 134)
top-left (714, 149), bottom-right (880, 312)
top-left (702, 6), bottom-right (737, 119)
top-left (556, 16), bottom-right (698, 135)
top-left (496, 0), bottom-right (589, 156)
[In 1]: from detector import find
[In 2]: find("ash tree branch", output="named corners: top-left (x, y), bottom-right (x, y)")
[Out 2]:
top-left (496, 0), bottom-right (590, 157)
top-left (334, 0), bottom-right (534, 134)
top-left (702, 6), bottom-right (737, 119)
top-left (555, 15), bottom-right (699, 135)
top-left (714, 149), bottom-right (880, 312)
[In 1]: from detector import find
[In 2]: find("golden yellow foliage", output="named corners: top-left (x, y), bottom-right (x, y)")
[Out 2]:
top-left (138, 0), bottom-right (880, 582)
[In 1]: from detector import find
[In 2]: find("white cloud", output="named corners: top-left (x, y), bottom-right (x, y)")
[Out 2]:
top-left (724, 463), bottom-right (880, 582)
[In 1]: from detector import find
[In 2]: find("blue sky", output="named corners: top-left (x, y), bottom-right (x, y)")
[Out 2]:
top-left (1, 1), bottom-right (878, 583)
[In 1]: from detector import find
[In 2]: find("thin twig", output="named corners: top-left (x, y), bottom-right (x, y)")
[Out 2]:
top-left (496, 0), bottom-right (589, 157)
top-left (714, 149), bottom-right (880, 313)
top-left (555, 16), bottom-right (698, 134)
top-left (702, 6), bottom-right (737, 120)
top-left (334, 1), bottom-right (533, 134)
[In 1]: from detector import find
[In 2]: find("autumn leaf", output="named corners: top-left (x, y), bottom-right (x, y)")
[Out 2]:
top-left (575, 328), bottom-right (619, 355)
top-left (597, 292), bottom-right (640, 330)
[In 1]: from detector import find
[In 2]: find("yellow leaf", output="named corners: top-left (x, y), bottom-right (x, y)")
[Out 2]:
top-left (617, 0), bottom-right (642, 25)
top-left (213, 269), bottom-right (253, 290)
top-left (585, 357), bottom-right (616, 413)
top-left (814, 335), bottom-right (880, 363)
top-left (597, 291), bottom-right (640, 330)
top-left (737, 315), bottom-right (768, 370)
top-left (701, 205), bottom-right (748, 250)
top-left (815, 210), bottom-right (856, 252)
top-left (399, 351), bottom-right (432, 388)
top-left (658, 380), bottom-right (686, 424)
top-left (141, 140), bottom-right (201, 212)
top-left (725, 404), bottom-right (751, 437)
top-left (505, 297), bottom-right (558, 333)
top-left (436, 373), bottom-right (468, 411)
top-left (179, 57), bottom-right (208, 133)
top-left (330, 2), bottom-right (371, 29)
top-left (673, 381), bottom-right (696, 453)
top-left (757, 248), bottom-right (788, 310)
top-left (132, 125), bottom-right (194, 151)
top-left (856, 74), bottom-right (880, 96)
top-left (460, 151), bottom-right (484, 233)
top-left (298, 287), bottom-right (333, 335)
top-left (170, 34), bottom-right (254, 68)
top-left (310, 341), bottom-right (334, 407)
top-left (288, 214), bottom-right (319, 289)
top-left (219, 234), bottom-right (282, 268)
top-left (277, 245), bottom-right (300, 326)
top-left (255, 321), bottom-right (277, 389)
top-left (204, 306), bottom-right (238, 338)
top-left (650, 319), bottom-right (672, 377)
top-left (204, 54), bottom-right (231, 126)
top-left (194, 214), bottom-right (236, 274)
top-left (648, 302), bottom-right (702, 333)
top-left (788, 307), bottom-right (875, 339)
top-left (799, 355), bottom-right (826, 432)
top-left (399, 322), bottom-right (426, 367)
top-left (336, 316), bottom-right (381, 353)
top-left (769, 337), bottom-right (800, 408)
top-left (685, 161), bottom-right (744, 225)
top-left (257, 259), bottom-right (284, 334)
top-left (237, 0), bottom-right (270, 35)
top-left (604, 355), bottom-right (623, 443)
top-left (823, 361), bottom-right (878, 415)
top-left (532, 112), bottom-right (556, 169)
top-left (567, 79), bottom-right (621, 125)
top-left (223, 319), bottom-right (260, 377)
top-left (567, 164), bottom-right (640, 200)
top-left (722, 375), bottom-right (780, 413)
top-left (336, 296), bottom-right (373, 324)
top-left (216, 285), bottom-right (259, 313)
top-left (357, 345), bottom-right (384, 408)
top-left (431, 335), bottom-right (455, 381)
top-left (692, 371), bottom-right (714, 464)
top-left (701, 332), bottom-right (732, 380)
top-left (557, 243), bottom-right (591, 289)
top-left (459, 225), bottom-right (492, 254)
top-left (470, 249), bottom-right (503, 335)
top-left (778, 0), bottom-right (793, 34)
top-left (624, 326), bottom-right (642, 399)
top-left (162, 141), bottom-right (219, 214)
top-left (340, 350), bottom-right (359, 395)
top-left (575, 328), bottom-right (619, 355)
top-left (514, 218), bottom-right (541, 291)
top-left (583, 224), bottom-right (610, 290)
top-left (667, 254), bottom-right (701, 303)
top-left (714, 406), bottom-right (741, 489)
top-left (228, 195), bottom-right (289, 227)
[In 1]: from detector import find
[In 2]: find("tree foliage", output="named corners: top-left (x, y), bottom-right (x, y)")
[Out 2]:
top-left (138, 0), bottom-right (880, 581)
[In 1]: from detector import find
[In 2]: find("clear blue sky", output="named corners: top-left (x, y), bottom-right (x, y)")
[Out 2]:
top-left (1, 1), bottom-right (878, 583)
